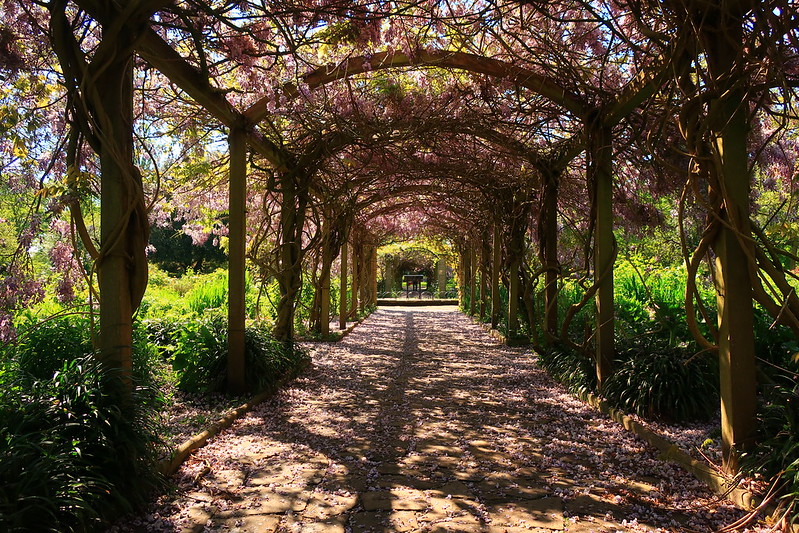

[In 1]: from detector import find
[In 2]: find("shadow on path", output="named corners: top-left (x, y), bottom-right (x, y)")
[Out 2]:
top-left (124, 306), bottom-right (756, 533)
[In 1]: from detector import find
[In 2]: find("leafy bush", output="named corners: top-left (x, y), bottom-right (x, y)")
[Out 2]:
top-left (536, 343), bottom-right (597, 396)
top-left (185, 271), bottom-right (228, 314)
top-left (141, 315), bottom-right (183, 358)
top-left (603, 341), bottom-right (718, 420)
top-left (11, 313), bottom-right (94, 380)
top-left (0, 316), bottom-right (165, 532)
top-left (752, 305), bottom-right (799, 371)
top-left (171, 314), bottom-right (229, 392)
top-left (171, 315), bottom-right (309, 393)
top-left (742, 375), bottom-right (799, 525)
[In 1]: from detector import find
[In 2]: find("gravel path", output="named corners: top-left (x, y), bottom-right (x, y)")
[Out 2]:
top-left (118, 306), bottom-right (765, 532)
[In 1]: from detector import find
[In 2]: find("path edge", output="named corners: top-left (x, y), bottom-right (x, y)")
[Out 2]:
top-left (576, 390), bottom-right (791, 527)
top-left (296, 310), bottom-right (372, 343)
top-left (158, 359), bottom-right (312, 477)
top-left (470, 314), bottom-right (530, 346)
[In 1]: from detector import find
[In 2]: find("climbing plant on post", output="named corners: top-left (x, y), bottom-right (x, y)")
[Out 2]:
top-left (370, 245), bottom-right (378, 306)
top-left (457, 241), bottom-right (470, 309)
top-left (491, 222), bottom-right (502, 329)
top-left (538, 164), bottom-right (560, 344)
top-left (700, 0), bottom-right (757, 472)
top-left (350, 238), bottom-right (360, 317)
top-left (274, 169), bottom-right (310, 341)
top-left (436, 255), bottom-right (447, 298)
top-left (479, 229), bottom-right (490, 319)
top-left (49, 0), bottom-right (154, 396)
top-left (339, 236), bottom-right (348, 329)
top-left (507, 204), bottom-right (527, 338)
top-left (470, 239), bottom-right (478, 315)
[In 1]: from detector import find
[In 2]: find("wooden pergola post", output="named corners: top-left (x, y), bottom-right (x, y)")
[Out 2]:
top-left (319, 225), bottom-right (332, 337)
top-left (371, 245), bottom-right (378, 306)
top-left (469, 241), bottom-right (478, 315)
top-left (359, 244), bottom-right (368, 313)
top-left (437, 256), bottom-right (447, 298)
top-left (491, 223), bottom-right (502, 329)
top-left (703, 2), bottom-right (757, 472)
top-left (458, 244), bottom-right (470, 309)
top-left (339, 239), bottom-right (348, 329)
top-left (540, 166), bottom-right (560, 343)
top-left (350, 241), bottom-right (360, 316)
top-left (359, 246), bottom-right (367, 311)
top-left (590, 118), bottom-right (615, 390)
top-left (479, 231), bottom-right (489, 319)
top-left (507, 214), bottom-right (526, 337)
top-left (227, 128), bottom-right (247, 394)
top-left (508, 255), bottom-right (520, 336)
top-left (96, 31), bottom-right (140, 396)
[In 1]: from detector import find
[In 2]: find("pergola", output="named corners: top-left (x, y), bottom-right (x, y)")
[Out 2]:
top-left (40, 0), bottom-right (799, 473)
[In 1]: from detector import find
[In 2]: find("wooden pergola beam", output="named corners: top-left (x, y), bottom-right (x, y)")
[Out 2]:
top-left (246, 49), bottom-right (590, 124)
top-left (135, 29), bottom-right (288, 168)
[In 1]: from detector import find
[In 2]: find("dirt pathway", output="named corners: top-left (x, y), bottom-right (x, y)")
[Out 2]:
top-left (127, 307), bottom-right (757, 532)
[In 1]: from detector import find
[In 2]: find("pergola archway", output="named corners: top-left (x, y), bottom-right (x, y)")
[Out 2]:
top-left (39, 0), bottom-right (799, 474)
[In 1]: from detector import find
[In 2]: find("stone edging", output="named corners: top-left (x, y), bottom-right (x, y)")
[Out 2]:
top-left (468, 311), bottom-right (775, 522)
top-left (576, 391), bottom-right (789, 526)
top-left (159, 312), bottom-right (371, 476)
top-left (158, 360), bottom-right (311, 477)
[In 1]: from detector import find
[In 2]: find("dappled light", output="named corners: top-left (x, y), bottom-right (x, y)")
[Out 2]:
top-left (112, 308), bottom-right (761, 532)
top-left (3, 0), bottom-right (799, 529)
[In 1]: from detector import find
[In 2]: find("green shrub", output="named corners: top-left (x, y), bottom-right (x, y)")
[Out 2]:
top-left (185, 271), bottom-right (228, 314)
top-left (171, 315), bottom-right (309, 393)
top-left (752, 305), bottom-right (799, 370)
top-left (11, 313), bottom-right (94, 380)
top-left (0, 314), bottom-right (165, 531)
top-left (0, 359), bottom-right (164, 532)
top-left (536, 343), bottom-right (597, 396)
top-left (171, 314), bottom-right (229, 392)
top-left (742, 375), bottom-right (799, 525)
top-left (603, 341), bottom-right (718, 420)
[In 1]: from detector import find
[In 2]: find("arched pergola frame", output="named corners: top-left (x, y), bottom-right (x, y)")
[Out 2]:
top-left (52, 0), bottom-right (786, 472)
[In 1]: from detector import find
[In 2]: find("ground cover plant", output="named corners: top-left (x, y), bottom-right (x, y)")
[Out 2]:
top-left (0, 314), bottom-right (165, 532)
top-left (0, 268), bottom-right (311, 530)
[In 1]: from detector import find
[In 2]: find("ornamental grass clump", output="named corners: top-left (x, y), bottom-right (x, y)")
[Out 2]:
top-left (171, 314), bottom-right (309, 394)
top-left (602, 342), bottom-right (719, 421)
top-left (0, 315), bottom-right (165, 532)
top-left (742, 375), bottom-right (799, 527)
